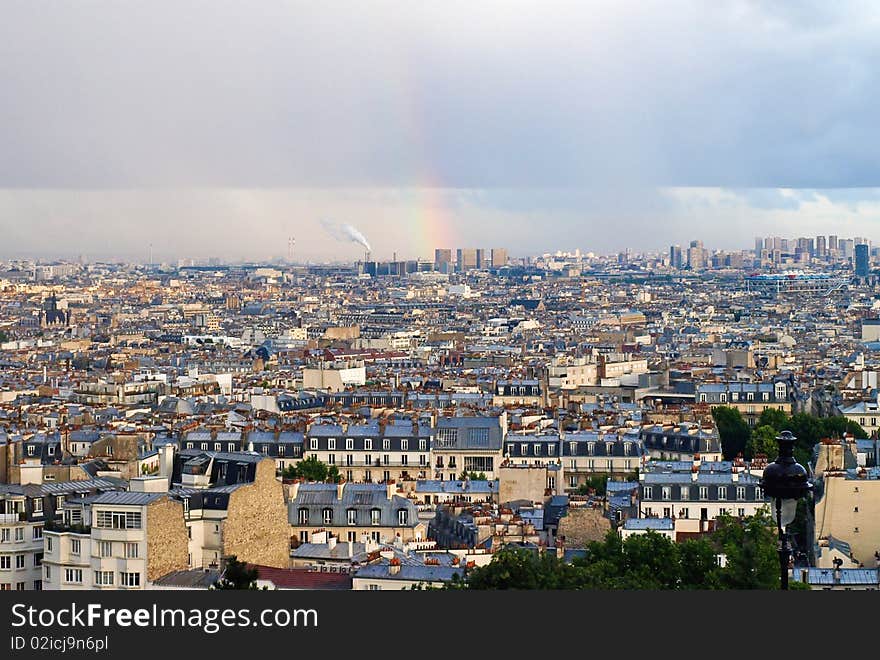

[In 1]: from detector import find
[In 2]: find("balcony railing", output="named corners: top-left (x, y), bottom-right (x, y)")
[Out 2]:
top-left (0, 513), bottom-right (21, 524)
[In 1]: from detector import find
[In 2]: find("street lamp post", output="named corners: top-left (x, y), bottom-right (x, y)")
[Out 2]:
top-left (760, 430), bottom-right (813, 590)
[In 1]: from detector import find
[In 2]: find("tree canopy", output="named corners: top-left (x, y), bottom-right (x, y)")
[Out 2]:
top-left (283, 456), bottom-right (342, 483)
top-left (213, 556), bottom-right (259, 590)
top-left (462, 510), bottom-right (783, 590)
top-left (712, 406), bottom-right (751, 460)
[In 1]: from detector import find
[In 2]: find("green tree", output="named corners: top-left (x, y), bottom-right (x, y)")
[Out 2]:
top-left (576, 474), bottom-right (608, 496)
top-left (820, 416), bottom-right (868, 440)
top-left (786, 413), bottom-right (824, 466)
top-left (465, 547), bottom-right (576, 590)
top-left (284, 456), bottom-right (341, 482)
top-left (750, 425), bottom-right (779, 459)
top-left (712, 406), bottom-right (751, 460)
top-left (713, 510), bottom-right (779, 589)
top-left (678, 538), bottom-right (722, 589)
top-left (213, 556), bottom-right (259, 590)
top-left (757, 408), bottom-right (788, 432)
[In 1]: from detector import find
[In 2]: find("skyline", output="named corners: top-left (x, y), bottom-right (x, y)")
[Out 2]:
top-left (5, 4), bottom-right (880, 261)
top-left (6, 186), bottom-right (880, 262)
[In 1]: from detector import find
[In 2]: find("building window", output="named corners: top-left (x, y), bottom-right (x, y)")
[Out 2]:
top-left (371, 509), bottom-right (381, 526)
top-left (299, 531), bottom-right (309, 543)
top-left (328, 439), bottom-right (336, 450)
top-left (95, 511), bottom-right (142, 530)
top-left (345, 438), bottom-right (354, 450)
top-left (397, 509), bottom-right (408, 526)
top-left (383, 439), bottom-right (390, 451)
top-left (94, 571), bottom-right (114, 587)
top-left (419, 439), bottom-right (427, 451)
top-left (365, 439), bottom-right (373, 451)
top-left (0, 556), bottom-right (10, 569)
top-left (32, 526), bottom-right (42, 540)
top-left (99, 541), bottom-right (113, 558)
top-left (33, 499), bottom-right (43, 514)
top-left (14, 528), bottom-right (23, 541)
top-left (737, 487), bottom-right (746, 500)
top-left (718, 487), bottom-right (727, 501)
top-left (644, 487), bottom-right (653, 500)
top-left (121, 572), bottom-right (140, 588)
top-left (401, 440), bottom-right (408, 451)
top-left (368, 584), bottom-right (381, 591)
top-left (64, 569), bottom-right (82, 584)
top-left (70, 539), bottom-right (80, 555)
top-left (755, 487), bottom-right (763, 500)
top-left (680, 488), bottom-right (689, 501)
top-left (45, 536), bottom-right (52, 552)
top-left (661, 487), bottom-right (671, 501)
top-left (124, 543), bottom-right (138, 559)
top-left (322, 508), bottom-right (333, 525)
top-left (699, 487), bottom-right (708, 500)
top-left (347, 509), bottom-right (357, 526)
top-left (310, 438), bottom-right (318, 450)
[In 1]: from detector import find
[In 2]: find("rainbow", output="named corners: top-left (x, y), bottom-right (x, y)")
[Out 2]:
top-left (395, 65), bottom-right (458, 261)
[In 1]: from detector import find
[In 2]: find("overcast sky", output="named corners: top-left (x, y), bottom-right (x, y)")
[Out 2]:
top-left (3, 2), bottom-right (880, 261)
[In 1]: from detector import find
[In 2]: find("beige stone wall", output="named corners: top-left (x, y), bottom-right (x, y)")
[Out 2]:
top-left (556, 507), bottom-right (611, 548)
top-left (223, 458), bottom-right (290, 569)
top-left (146, 497), bottom-right (189, 582)
top-left (814, 444), bottom-right (846, 477)
top-left (814, 475), bottom-right (880, 566)
top-left (498, 466), bottom-right (548, 504)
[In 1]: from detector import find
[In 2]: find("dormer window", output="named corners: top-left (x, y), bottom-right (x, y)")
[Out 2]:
top-left (328, 438), bottom-right (336, 450)
top-left (346, 438), bottom-right (354, 451)
top-left (365, 439), bottom-right (373, 451)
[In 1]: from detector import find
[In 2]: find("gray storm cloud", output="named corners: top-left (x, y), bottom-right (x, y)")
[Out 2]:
top-left (2, 2), bottom-right (880, 260)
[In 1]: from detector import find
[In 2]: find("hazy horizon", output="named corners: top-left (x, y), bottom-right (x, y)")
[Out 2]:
top-left (4, 3), bottom-right (880, 260)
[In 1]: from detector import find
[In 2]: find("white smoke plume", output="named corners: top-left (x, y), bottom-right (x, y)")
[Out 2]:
top-left (320, 219), bottom-right (372, 252)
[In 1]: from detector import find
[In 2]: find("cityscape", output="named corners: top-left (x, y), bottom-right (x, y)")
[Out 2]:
top-left (1, 230), bottom-right (879, 591)
top-left (4, 2), bottom-right (880, 601)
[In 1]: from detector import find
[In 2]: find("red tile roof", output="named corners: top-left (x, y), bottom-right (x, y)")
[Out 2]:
top-left (247, 565), bottom-right (352, 590)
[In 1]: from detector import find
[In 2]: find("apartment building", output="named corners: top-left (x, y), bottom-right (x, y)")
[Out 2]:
top-left (174, 453), bottom-right (289, 570)
top-left (305, 420), bottom-right (433, 483)
top-left (1, 478), bottom-right (122, 591)
top-left (560, 431), bottom-right (644, 491)
top-left (695, 380), bottom-right (793, 426)
top-left (432, 416), bottom-right (505, 481)
top-left (639, 423), bottom-right (723, 462)
top-left (288, 482), bottom-right (424, 546)
top-left (638, 462), bottom-right (765, 522)
top-left (43, 481), bottom-right (188, 591)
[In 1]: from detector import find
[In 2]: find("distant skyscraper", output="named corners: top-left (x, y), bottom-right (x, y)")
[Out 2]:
top-left (856, 243), bottom-right (870, 277)
top-left (687, 240), bottom-right (704, 270)
top-left (456, 248), bottom-right (478, 272)
top-left (490, 248), bottom-right (508, 268)
top-left (754, 237), bottom-right (763, 255)
top-left (816, 235), bottom-right (827, 258)
top-left (475, 248), bottom-right (486, 269)
top-left (829, 235), bottom-right (838, 255)
top-left (669, 245), bottom-right (683, 268)
top-left (434, 248), bottom-right (452, 272)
